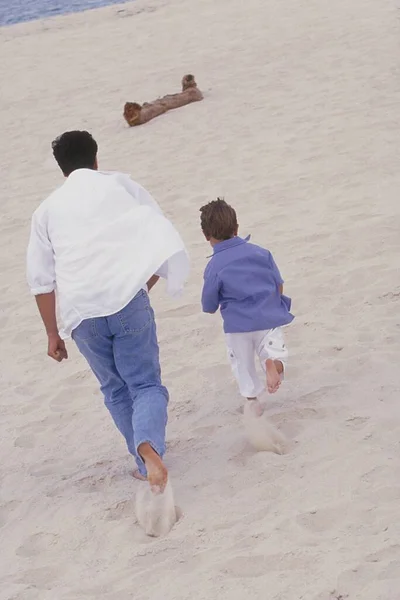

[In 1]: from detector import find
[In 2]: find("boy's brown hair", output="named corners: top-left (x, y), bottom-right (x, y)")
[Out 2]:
top-left (199, 198), bottom-right (238, 241)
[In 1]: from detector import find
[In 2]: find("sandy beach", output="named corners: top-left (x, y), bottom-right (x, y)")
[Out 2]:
top-left (1, 0), bottom-right (400, 598)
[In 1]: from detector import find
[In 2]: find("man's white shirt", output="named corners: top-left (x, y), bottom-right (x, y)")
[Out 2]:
top-left (27, 169), bottom-right (189, 338)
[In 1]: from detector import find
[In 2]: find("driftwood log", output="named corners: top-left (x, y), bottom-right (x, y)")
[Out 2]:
top-left (123, 74), bottom-right (203, 127)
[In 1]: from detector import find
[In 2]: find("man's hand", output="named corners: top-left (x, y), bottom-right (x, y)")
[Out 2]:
top-left (47, 332), bottom-right (68, 362)
top-left (35, 292), bottom-right (66, 361)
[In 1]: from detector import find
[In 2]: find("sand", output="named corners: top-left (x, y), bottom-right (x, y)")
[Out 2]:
top-left (1, 0), bottom-right (400, 597)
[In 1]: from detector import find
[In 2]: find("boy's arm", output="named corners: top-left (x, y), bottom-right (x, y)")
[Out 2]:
top-left (201, 271), bottom-right (220, 314)
top-left (27, 213), bottom-right (67, 362)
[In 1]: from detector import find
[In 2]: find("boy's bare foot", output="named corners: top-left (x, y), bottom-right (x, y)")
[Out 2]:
top-left (246, 398), bottom-right (264, 417)
top-left (275, 359), bottom-right (284, 378)
top-left (266, 359), bottom-right (281, 394)
top-left (138, 442), bottom-right (168, 494)
top-left (132, 469), bottom-right (147, 481)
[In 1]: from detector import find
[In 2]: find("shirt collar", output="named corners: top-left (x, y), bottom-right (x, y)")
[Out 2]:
top-left (208, 235), bottom-right (250, 257)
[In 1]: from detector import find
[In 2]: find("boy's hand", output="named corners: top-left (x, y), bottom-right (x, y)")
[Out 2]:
top-left (47, 332), bottom-right (68, 362)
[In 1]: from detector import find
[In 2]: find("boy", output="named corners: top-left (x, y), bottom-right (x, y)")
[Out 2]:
top-left (27, 130), bottom-right (189, 492)
top-left (200, 198), bottom-right (293, 413)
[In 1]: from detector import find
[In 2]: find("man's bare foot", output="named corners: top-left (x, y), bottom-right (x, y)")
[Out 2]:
top-left (266, 359), bottom-right (281, 394)
top-left (138, 442), bottom-right (168, 494)
top-left (132, 469), bottom-right (147, 481)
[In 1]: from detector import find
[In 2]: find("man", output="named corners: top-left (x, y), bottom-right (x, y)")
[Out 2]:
top-left (27, 130), bottom-right (189, 492)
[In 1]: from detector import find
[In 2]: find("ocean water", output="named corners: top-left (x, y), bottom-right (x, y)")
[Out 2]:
top-left (0, 0), bottom-right (132, 27)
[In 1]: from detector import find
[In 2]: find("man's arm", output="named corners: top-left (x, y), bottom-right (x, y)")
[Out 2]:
top-left (35, 291), bottom-right (58, 335)
top-left (27, 212), bottom-right (67, 362)
top-left (35, 292), bottom-right (68, 362)
top-left (146, 259), bottom-right (169, 293)
top-left (146, 274), bottom-right (160, 292)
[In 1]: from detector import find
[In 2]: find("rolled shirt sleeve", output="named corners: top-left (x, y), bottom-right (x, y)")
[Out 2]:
top-left (27, 210), bottom-right (56, 296)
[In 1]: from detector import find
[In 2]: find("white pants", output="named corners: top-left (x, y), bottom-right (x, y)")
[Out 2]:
top-left (225, 328), bottom-right (288, 398)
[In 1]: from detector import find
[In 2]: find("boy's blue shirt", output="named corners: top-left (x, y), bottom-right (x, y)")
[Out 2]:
top-left (201, 235), bottom-right (294, 334)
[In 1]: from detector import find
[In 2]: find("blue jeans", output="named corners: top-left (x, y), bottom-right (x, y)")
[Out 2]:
top-left (72, 290), bottom-right (168, 476)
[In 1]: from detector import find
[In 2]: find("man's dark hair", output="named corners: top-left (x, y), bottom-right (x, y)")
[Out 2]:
top-left (200, 198), bottom-right (238, 241)
top-left (52, 130), bottom-right (98, 176)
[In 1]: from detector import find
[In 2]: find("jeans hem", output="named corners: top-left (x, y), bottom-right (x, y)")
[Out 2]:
top-left (135, 439), bottom-right (164, 459)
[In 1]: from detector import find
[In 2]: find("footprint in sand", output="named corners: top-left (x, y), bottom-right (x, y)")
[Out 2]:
top-left (103, 499), bottom-right (135, 521)
top-left (28, 459), bottom-right (59, 478)
top-left (297, 386), bottom-right (339, 404)
top-left (12, 329), bottom-right (39, 344)
top-left (220, 555), bottom-right (269, 578)
top-left (136, 480), bottom-right (179, 537)
top-left (17, 418), bottom-right (47, 434)
top-left (16, 532), bottom-right (59, 557)
top-left (14, 434), bottom-right (36, 449)
top-left (337, 561), bottom-right (381, 592)
top-left (17, 566), bottom-right (62, 590)
top-left (72, 474), bottom-right (111, 493)
top-left (296, 507), bottom-right (341, 533)
top-left (62, 370), bottom-right (91, 386)
top-left (345, 415), bottom-right (370, 430)
top-left (50, 387), bottom-right (89, 412)
top-left (19, 402), bottom-right (40, 415)
top-left (193, 424), bottom-right (219, 436)
top-left (0, 500), bottom-right (20, 529)
top-left (365, 544), bottom-right (400, 564)
top-left (268, 404), bottom-right (328, 440)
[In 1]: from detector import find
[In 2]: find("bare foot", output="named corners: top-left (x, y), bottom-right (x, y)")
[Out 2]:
top-left (136, 479), bottom-right (177, 537)
top-left (243, 403), bottom-right (286, 453)
top-left (266, 359), bottom-right (281, 394)
top-left (246, 398), bottom-right (264, 417)
top-left (132, 469), bottom-right (147, 481)
top-left (138, 443), bottom-right (168, 494)
top-left (275, 359), bottom-right (284, 379)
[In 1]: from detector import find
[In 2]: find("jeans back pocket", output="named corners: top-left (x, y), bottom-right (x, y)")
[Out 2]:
top-left (117, 290), bottom-right (153, 335)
